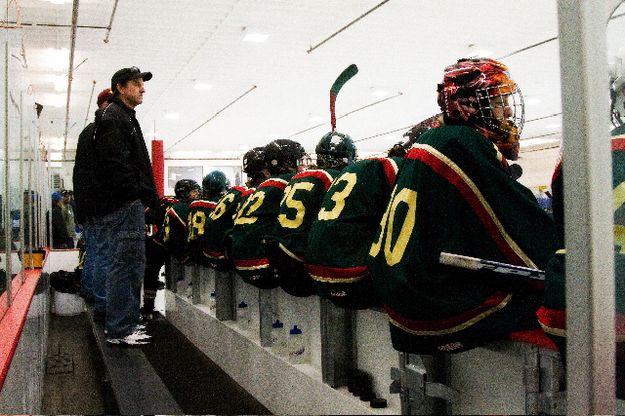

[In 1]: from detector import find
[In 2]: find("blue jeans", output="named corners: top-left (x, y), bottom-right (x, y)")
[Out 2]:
top-left (80, 221), bottom-right (96, 296)
top-left (93, 200), bottom-right (145, 338)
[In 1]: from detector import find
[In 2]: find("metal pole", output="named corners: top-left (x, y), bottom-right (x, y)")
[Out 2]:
top-left (62, 0), bottom-right (79, 160)
top-left (18, 91), bottom-right (23, 281)
top-left (4, 21), bottom-right (11, 305)
top-left (83, 79), bottom-right (96, 129)
top-left (27, 121), bottom-right (32, 268)
top-left (103, 0), bottom-right (119, 43)
top-left (557, 0), bottom-right (618, 413)
top-left (45, 152), bottom-right (51, 249)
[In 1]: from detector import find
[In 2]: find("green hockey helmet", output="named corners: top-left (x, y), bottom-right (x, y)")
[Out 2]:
top-left (315, 131), bottom-right (357, 169)
top-left (202, 170), bottom-right (229, 197)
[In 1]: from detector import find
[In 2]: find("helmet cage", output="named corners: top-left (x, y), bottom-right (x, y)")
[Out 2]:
top-left (174, 179), bottom-right (201, 200)
top-left (474, 83), bottom-right (525, 142)
top-left (437, 58), bottom-right (524, 160)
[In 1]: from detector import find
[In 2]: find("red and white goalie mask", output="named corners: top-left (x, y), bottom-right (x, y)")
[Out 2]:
top-left (437, 58), bottom-right (525, 160)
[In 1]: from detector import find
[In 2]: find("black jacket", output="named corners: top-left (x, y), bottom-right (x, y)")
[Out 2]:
top-left (52, 204), bottom-right (71, 248)
top-left (73, 98), bottom-right (159, 220)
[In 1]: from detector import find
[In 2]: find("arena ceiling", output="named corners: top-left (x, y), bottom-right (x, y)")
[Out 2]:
top-left (6, 0), bottom-right (625, 161)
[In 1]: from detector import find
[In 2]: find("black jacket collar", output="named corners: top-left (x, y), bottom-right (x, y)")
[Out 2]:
top-left (111, 96), bottom-right (136, 117)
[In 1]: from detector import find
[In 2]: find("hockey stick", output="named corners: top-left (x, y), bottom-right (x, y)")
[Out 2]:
top-left (439, 252), bottom-right (545, 281)
top-left (330, 64), bottom-right (359, 131)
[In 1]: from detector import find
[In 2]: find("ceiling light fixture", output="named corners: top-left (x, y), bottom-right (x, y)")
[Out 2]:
top-left (467, 43), bottom-right (494, 59)
top-left (242, 27), bottom-right (269, 43)
top-left (165, 112), bottom-right (180, 120)
top-left (469, 49), bottom-right (494, 58)
top-left (371, 88), bottom-right (389, 98)
top-left (193, 82), bottom-right (213, 91)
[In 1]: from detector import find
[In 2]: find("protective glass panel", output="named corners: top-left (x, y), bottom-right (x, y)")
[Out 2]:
top-left (608, 0), bottom-right (625, 403)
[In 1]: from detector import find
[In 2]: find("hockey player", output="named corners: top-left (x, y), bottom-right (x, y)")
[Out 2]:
top-left (229, 139), bottom-right (307, 289)
top-left (142, 193), bottom-right (178, 320)
top-left (303, 116), bottom-right (442, 309)
top-left (386, 114), bottom-right (445, 159)
top-left (187, 170), bottom-right (229, 265)
top-left (155, 179), bottom-right (201, 265)
top-left (267, 132), bottom-right (357, 297)
top-left (537, 70), bottom-right (625, 398)
top-left (305, 151), bottom-right (400, 308)
top-left (203, 147), bottom-right (268, 270)
top-left (368, 58), bottom-right (557, 354)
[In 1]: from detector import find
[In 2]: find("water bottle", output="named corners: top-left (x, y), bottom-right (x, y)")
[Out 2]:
top-left (237, 301), bottom-right (251, 332)
top-left (270, 319), bottom-right (287, 357)
top-left (287, 324), bottom-right (306, 364)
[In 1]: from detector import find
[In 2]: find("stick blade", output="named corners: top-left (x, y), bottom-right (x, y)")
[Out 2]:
top-left (331, 64), bottom-right (359, 95)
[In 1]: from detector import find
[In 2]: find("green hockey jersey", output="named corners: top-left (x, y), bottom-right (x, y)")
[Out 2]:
top-left (158, 200), bottom-right (192, 264)
top-left (368, 125), bottom-right (557, 354)
top-left (202, 185), bottom-right (252, 270)
top-left (305, 157), bottom-right (402, 308)
top-left (538, 134), bottom-right (625, 342)
top-left (187, 197), bottom-right (219, 266)
top-left (267, 168), bottom-right (340, 297)
top-left (145, 195), bottom-right (178, 227)
top-left (230, 174), bottom-right (293, 288)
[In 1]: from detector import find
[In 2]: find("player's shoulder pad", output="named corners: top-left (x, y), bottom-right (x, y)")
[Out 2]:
top-left (292, 169), bottom-right (334, 190)
top-left (189, 199), bottom-right (218, 210)
top-left (259, 177), bottom-right (289, 190)
top-left (364, 156), bottom-right (400, 187)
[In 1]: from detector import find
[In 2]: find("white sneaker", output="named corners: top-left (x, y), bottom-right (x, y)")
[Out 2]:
top-left (106, 330), bottom-right (151, 346)
top-left (132, 330), bottom-right (152, 340)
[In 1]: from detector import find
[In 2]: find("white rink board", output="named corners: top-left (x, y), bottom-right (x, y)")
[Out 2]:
top-left (166, 290), bottom-right (399, 415)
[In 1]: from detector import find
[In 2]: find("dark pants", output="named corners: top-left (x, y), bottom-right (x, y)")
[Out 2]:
top-left (93, 200), bottom-right (145, 338)
top-left (144, 237), bottom-right (166, 312)
top-left (266, 241), bottom-right (315, 297)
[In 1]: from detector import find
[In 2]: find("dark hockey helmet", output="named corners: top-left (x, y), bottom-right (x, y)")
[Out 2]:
top-left (202, 170), bottom-right (229, 197)
top-left (390, 114), bottom-right (446, 157)
top-left (387, 142), bottom-right (407, 158)
top-left (174, 179), bottom-right (201, 200)
top-left (243, 146), bottom-right (266, 176)
top-left (437, 58), bottom-right (524, 160)
top-left (315, 131), bottom-right (357, 169)
top-left (264, 139), bottom-right (307, 175)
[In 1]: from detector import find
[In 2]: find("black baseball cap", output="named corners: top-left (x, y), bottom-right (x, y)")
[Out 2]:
top-left (111, 66), bottom-right (153, 92)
